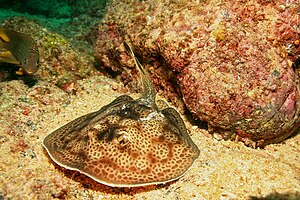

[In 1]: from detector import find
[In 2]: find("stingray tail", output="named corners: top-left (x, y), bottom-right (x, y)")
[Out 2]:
top-left (124, 42), bottom-right (157, 105)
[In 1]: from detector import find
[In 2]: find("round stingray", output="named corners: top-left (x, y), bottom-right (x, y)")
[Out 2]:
top-left (43, 42), bottom-right (200, 187)
top-left (43, 95), bottom-right (200, 187)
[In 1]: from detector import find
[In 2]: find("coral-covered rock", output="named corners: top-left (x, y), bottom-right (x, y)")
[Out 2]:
top-left (95, 0), bottom-right (300, 147)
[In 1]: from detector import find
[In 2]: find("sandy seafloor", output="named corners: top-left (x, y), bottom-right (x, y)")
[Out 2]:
top-left (0, 75), bottom-right (299, 200)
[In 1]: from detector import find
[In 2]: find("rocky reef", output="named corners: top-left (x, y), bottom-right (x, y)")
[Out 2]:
top-left (0, 1), bottom-right (299, 199)
top-left (95, 0), bottom-right (300, 147)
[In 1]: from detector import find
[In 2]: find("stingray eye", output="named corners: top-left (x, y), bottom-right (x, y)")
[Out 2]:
top-left (115, 131), bottom-right (129, 146)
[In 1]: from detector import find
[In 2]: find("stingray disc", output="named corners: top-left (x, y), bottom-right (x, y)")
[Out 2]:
top-left (43, 42), bottom-right (200, 187)
top-left (43, 95), bottom-right (200, 187)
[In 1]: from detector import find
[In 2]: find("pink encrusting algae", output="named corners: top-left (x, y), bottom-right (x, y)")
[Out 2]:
top-left (95, 0), bottom-right (300, 147)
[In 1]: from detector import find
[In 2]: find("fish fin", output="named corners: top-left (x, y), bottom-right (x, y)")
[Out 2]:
top-left (0, 50), bottom-right (19, 64)
top-left (16, 68), bottom-right (24, 75)
top-left (161, 107), bottom-right (188, 136)
top-left (109, 95), bottom-right (133, 105)
top-left (0, 31), bottom-right (10, 43)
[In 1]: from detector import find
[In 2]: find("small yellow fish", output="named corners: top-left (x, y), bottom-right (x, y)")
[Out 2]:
top-left (0, 28), bottom-right (39, 75)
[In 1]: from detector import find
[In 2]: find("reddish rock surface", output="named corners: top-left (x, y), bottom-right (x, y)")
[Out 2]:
top-left (95, 0), bottom-right (300, 147)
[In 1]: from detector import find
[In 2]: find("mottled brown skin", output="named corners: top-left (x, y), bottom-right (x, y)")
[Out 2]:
top-left (43, 43), bottom-right (199, 187)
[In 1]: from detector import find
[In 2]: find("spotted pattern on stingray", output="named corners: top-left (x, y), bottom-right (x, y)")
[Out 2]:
top-left (43, 42), bottom-right (200, 187)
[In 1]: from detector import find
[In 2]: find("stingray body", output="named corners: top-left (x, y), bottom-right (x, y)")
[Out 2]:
top-left (43, 42), bottom-right (200, 187)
